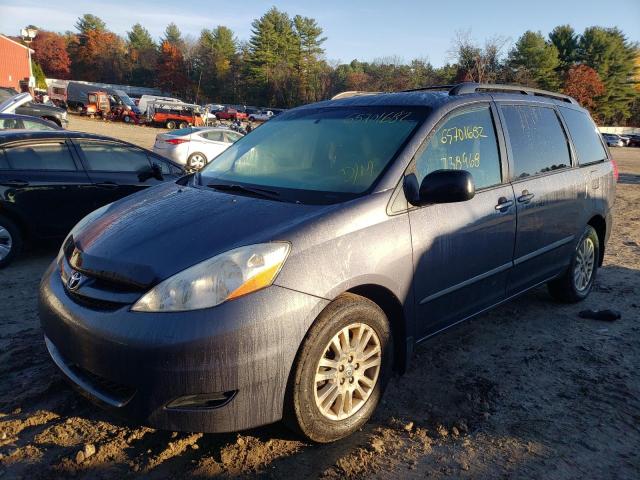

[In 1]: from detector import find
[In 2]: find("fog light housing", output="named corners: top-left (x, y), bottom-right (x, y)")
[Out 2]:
top-left (165, 391), bottom-right (236, 410)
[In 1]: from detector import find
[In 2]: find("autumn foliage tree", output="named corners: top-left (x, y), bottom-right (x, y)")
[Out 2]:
top-left (69, 29), bottom-right (127, 82)
top-left (156, 41), bottom-right (190, 97)
top-left (31, 31), bottom-right (71, 78)
top-left (562, 64), bottom-right (605, 112)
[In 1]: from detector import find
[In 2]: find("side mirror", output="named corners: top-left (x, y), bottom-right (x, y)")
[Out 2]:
top-left (404, 169), bottom-right (475, 206)
top-left (138, 164), bottom-right (164, 182)
top-left (151, 163), bottom-right (164, 181)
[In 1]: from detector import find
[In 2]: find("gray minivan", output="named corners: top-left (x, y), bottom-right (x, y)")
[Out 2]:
top-left (39, 83), bottom-right (616, 443)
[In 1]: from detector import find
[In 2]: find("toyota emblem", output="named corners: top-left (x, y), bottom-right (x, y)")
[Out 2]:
top-left (67, 271), bottom-right (83, 291)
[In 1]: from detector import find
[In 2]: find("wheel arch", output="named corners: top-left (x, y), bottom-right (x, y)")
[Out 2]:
top-left (0, 207), bottom-right (31, 241)
top-left (587, 214), bottom-right (606, 266)
top-left (346, 284), bottom-right (408, 373)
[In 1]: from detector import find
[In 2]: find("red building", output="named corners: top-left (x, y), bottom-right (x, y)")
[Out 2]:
top-left (0, 34), bottom-right (33, 91)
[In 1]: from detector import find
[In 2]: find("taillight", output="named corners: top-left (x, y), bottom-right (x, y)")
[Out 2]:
top-left (611, 159), bottom-right (619, 182)
top-left (164, 138), bottom-right (189, 145)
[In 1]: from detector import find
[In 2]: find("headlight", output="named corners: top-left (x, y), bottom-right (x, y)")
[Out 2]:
top-left (131, 242), bottom-right (290, 312)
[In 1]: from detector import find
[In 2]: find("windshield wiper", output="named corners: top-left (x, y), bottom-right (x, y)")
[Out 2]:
top-left (207, 183), bottom-right (281, 200)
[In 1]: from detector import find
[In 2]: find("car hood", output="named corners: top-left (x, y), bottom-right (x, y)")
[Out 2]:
top-left (67, 181), bottom-right (332, 287)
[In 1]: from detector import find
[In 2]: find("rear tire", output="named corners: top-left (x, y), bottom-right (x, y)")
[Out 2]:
top-left (284, 293), bottom-right (393, 443)
top-left (0, 215), bottom-right (22, 268)
top-left (123, 115), bottom-right (131, 123)
top-left (187, 152), bottom-right (207, 170)
top-left (166, 120), bottom-right (176, 129)
top-left (179, 121), bottom-right (189, 129)
top-left (547, 225), bottom-right (599, 303)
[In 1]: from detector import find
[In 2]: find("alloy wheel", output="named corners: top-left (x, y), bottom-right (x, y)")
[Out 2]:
top-left (314, 323), bottom-right (382, 420)
top-left (0, 226), bottom-right (13, 261)
top-left (574, 237), bottom-right (595, 291)
top-left (189, 154), bottom-right (206, 170)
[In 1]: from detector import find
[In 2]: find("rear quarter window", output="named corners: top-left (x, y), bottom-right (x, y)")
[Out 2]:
top-left (559, 107), bottom-right (607, 165)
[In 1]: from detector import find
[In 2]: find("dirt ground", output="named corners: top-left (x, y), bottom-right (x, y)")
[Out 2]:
top-left (63, 115), bottom-right (170, 150)
top-left (0, 122), bottom-right (639, 478)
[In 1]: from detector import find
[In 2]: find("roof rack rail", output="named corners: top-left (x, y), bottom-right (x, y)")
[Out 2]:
top-left (331, 91), bottom-right (382, 100)
top-left (401, 84), bottom-right (458, 93)
top-left (448, 82), bottom-right (578, 104)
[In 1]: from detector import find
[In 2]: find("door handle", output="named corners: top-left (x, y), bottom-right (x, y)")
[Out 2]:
top-left (517, 190), bottom-right (535, 203)
top-left (0, 179), bottom-right (29, 187)
top-left (495, 197), bottom-right (514, 211)
top-left (94, 182), bottom-right (118, 190)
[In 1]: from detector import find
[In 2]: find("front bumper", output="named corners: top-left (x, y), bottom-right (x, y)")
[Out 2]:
top-left (39, 261), bottom-right (328, 432)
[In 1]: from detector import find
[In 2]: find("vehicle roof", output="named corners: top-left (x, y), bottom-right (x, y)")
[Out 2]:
top-left (297, 83), bottom-right (585, 113)
top-left (0, 130), bottom-right (115, 144)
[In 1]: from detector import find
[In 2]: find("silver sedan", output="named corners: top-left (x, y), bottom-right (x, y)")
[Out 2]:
top-left (152, 127), bottom-right (243, 170)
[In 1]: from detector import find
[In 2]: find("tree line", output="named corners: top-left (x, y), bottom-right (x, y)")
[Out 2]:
top-left (26, 8), bottom-right (639, 124)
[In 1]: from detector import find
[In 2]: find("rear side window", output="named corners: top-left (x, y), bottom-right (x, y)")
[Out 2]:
top-left (502, 105), bottom-right (571, 179)
top-left (415, 105), bottom-right (502, 190)
top-left (201, 131), bottom-right (225, 142)
top-left (76, 141), bottom-right (151, 172)
top-left (4, 142), bottom-right (76, 170)
top-left (23, 120), bottom-right (57, 130)
top-left (559, 107), bottom-right (607, 165)
top-left (0, 118), bottom-right (24, 130)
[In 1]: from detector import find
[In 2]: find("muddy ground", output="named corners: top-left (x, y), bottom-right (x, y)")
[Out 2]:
top-left (0, 127), bottom-right (639, 478)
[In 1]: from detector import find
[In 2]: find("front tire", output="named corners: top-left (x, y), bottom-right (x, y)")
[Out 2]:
top-left (285, 293), bottom-right (392, 443)
top-left (547, 225), bottom-right (599, 303)
top-left (179, 121), bottom-right (189, 129)
top-left (166, 120), bottom-right (176, 129)
top-left (0, 215), bottom-right (22, 268)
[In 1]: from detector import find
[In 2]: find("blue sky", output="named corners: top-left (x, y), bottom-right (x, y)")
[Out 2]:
top-left (1, 0), bottom-right (638, 66)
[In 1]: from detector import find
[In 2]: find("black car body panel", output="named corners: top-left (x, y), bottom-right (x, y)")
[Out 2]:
top-left (0, 131), bottom-right (184, 242)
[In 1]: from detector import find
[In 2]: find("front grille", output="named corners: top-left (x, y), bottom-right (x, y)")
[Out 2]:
top-left (64, 288), bottom-right (125, 311)
top-left (67, 363), bottom-right (136, 405)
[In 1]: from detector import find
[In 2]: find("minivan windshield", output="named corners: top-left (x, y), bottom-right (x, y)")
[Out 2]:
top-left (199, 106), bottom-right (426, 203)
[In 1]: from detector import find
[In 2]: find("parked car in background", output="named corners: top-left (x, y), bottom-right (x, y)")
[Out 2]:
top-left (625, 134), bottom-right (640, 147)
top-left (0, 130), bottom-right (184, 267)
top-left (618, 135), bottom-right (630, 146)
top-left (248, 110), bottom-right (274, 122)
top-left (39, 83), bottom-right (614, 443)
top-left (202, 104), bottom-right (224, 125)
top-left (215, 106), bottom-right (248, 121)
top-left (0, 88), bottom-right (68, 128)
top-left (153, 126), bottom-right (243, 170)
top-left (146, 101), bottom-right (204, 129)
top-left (138, 95), bottom-right (183, 115)
top-left (0, 113), bottom-right (61, 131)
top-left (602, 133), bottom-right (624, 147)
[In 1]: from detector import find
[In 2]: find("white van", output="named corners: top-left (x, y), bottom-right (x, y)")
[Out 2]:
top-left (138, 95), bottom-right (183, 114)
